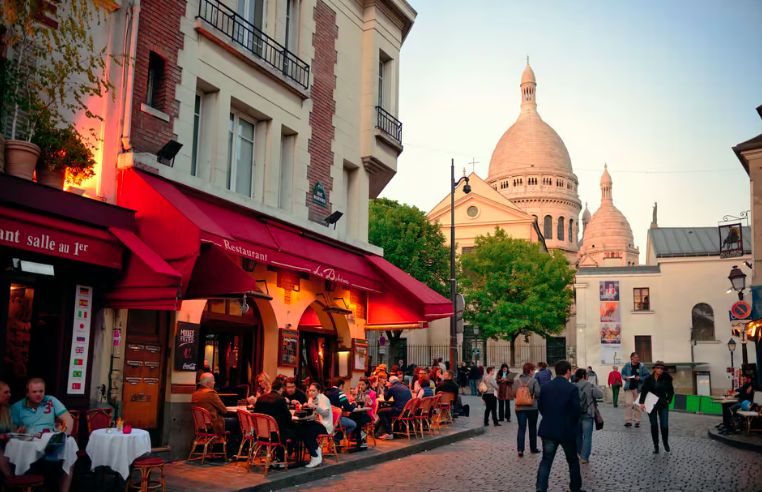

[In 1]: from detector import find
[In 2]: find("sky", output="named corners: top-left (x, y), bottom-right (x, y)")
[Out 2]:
top-left (380, 0), bottom-right (762, 261)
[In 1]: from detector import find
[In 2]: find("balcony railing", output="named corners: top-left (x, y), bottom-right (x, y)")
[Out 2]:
top-left (197, 0), bottom-right (310, 90)
top-left (375, 106), bottom-right (402, 143)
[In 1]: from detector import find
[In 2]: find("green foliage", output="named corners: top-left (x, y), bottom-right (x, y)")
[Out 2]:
top-left (32, 119), bottom-right (95, 184)
top-left (368, 198), bottom-right (450, 297)
top-left (460, 228), bottom-right (575, 342)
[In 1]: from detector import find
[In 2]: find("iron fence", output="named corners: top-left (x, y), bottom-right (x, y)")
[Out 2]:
top-left (197, 0), bottom-right (310, 89)
top-left (375, 106), bottom-right (402, 143)
top-left (368, 343), bottom-right (548, 369)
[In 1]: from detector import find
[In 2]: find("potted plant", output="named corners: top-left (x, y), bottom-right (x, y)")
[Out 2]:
top-left (33, 121), bottom-right (96, 188)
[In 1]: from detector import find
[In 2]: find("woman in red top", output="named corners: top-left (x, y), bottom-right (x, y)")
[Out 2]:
top-left (608, 366), bottom-right (623, 408)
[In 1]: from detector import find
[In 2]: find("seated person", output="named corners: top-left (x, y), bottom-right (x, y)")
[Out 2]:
top-left (354, 377), bottom-right (377, 420)
top-left (192, 373), bottom-right (240, 454)
top-left (253, 379), bottom-right (297, 465)
top-left (722, 375), bottom-right (755, 432)
top-left (325, 378), bottom-right (371, 448)
top-left (11, 378), bottom-right (74, 492)
top-left (377, 376), bottom-right (412, 440)
top-left (415, 374), bottom-right (434, 398)
top-left (284, 377), bottom-right (308, 405)
top-left (436, 370), bottom-right (468, 416)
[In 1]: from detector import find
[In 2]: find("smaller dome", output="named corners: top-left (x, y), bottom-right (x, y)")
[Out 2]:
top-left (582, 203), bottom-right (591, 222)
top-left (600, 164), bottom-right (612, 186)
top-left (521, 62), bottom-right (536, 85)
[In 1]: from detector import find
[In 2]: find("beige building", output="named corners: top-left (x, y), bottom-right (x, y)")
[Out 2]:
top-left (576, 226), bottom-right (756, 395)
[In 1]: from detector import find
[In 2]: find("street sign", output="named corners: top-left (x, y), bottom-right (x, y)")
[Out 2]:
top-left (731, 301), bottom-right (752, 320)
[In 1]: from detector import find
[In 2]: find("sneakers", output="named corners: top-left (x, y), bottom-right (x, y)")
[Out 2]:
top-left (518, 451), bottom-right (524, 457)
top-left (270, 460), bottom-right (286, 469)
top-left (379, 433), bottom-right (394, 440)
top-left (624, 423), bottom-right (632, 427)
top-left (635, 422), bottom-right (640, 428)
top-left (580, 458), bottom-right (589, 464)
top-left (530, 449), bottom-right (541, 454)
top-left (305, 455), bottom-right (322, 468)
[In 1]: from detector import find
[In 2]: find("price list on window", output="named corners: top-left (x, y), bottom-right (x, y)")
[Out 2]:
top-left (66, 285), bottom-right (93, 395)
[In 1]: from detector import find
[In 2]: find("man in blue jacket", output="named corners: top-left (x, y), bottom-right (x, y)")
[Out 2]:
top-left (620, 352), bottom-right (650, 428)
top-left (536, 360), bottom-right (584, 492)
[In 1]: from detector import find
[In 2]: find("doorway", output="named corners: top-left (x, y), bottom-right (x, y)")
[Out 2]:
top-left (298, 329), bottom-right (337, 385)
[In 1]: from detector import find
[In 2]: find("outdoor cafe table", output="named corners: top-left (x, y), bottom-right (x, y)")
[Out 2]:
top-left (86, 428), bottom-right (151, 479)
top-left (5, 433), bottom-right (79, 476)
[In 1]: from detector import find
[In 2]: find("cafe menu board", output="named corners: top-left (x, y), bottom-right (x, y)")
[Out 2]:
top-left (174, 322), bottom-right (200, 371)
top-left (66, 285), bottom-right (93, 395)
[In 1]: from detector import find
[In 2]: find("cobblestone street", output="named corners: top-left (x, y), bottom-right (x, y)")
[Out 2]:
top-left (287, 396), bottom-right (762, 492)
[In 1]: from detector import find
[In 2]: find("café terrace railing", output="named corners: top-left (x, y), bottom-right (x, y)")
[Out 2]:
top-left (375, 106), bottom-right (403, 143)
top-left (197, 0), bottom-right (311, 90)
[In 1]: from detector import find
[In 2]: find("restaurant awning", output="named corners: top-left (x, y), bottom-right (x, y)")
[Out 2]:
top-left (185, 244), bottom-right (271, 300)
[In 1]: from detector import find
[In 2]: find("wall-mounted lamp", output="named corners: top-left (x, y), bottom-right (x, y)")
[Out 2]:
top-left (324, 211), bottom-right (343, 229)
top-left (156, 139), bottom-right (183, 167)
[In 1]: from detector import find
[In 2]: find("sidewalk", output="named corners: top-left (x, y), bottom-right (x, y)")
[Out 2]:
top-left (708, 426), bottom-right (762, 453)
top-left (165, 396), bottom-right (485, 492)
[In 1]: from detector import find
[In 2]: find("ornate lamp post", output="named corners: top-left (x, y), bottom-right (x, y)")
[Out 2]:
top-left (728, 265), bottom-right (749, 365)
top-left (450, 159), bottom-right (471, 369)
top-left (728, 337), bottom-right (737, 390)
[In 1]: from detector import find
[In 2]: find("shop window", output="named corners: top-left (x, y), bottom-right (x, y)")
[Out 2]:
top-left (634, 335), bottom-right (652, 363)
top-left (633, 288), bottom-right (650, 311)
top-left (692, 303), bottom-right (715, 341)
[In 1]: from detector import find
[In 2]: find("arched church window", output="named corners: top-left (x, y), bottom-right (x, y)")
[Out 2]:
top-left (692, 303), bottom-right (715, 341)
top-left (568, 219), bottom-right (574, 242)
top-left (543, 215), bottom-right (553, 239)
top-left (557, 217), bottom-right (565, 241)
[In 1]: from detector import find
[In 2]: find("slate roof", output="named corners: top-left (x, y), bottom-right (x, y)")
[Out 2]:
top-left (649, 226), bottom-right (751, 258)
top-left (577, 265), bottom-right (660, 276)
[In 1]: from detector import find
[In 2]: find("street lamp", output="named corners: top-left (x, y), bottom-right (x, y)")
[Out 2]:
top-left (450, 158), bottom-right (471, 370)
top-left (728, 265), bottom-right (750, 365)
top-left (728, 337), bottom-right (737, 390)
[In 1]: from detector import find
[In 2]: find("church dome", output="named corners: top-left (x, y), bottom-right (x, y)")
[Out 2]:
top-left (488, 62), bottom-right (574, 179)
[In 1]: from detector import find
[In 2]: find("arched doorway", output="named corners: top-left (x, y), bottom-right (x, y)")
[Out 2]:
top-left (297, 302), bottom-right (340, 385)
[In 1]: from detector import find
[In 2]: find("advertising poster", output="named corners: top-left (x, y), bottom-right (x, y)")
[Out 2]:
top-left (599, 301), bottom-right (621, 323)
top-left (66, 285), bottom-right (93, 395)
top-left (600, 322), bottom-right (622, 344)
top-left (599, 281), bottom-right (620, 301)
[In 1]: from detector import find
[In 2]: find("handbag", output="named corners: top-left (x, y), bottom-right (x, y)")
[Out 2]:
top-left (477, 380), bottom-right (488, 394)
top-left (593, 400), bottom-right (604, 430)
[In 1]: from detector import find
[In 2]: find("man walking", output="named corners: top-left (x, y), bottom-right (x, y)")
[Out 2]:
top-left (608, 366), bottom-right (623, 407)
top-left (621, 352), bottom-right (650, 427)
top-left (536, 360), bottom-right (584, 492)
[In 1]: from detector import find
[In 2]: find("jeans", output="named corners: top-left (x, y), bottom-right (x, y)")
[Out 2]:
top-left (498, 399), bottom-right (511, 421)
top-left (376, 407), bottom-right (401, 435)
top-left (576, 416), bottom-right (594, 460)
top-left (338, 416), bottom-right (357, 442)
top-left (611, 385), bottom-right (621, 407)
top-left (536, 438), bottom-right (582, 492)
top-left (469, 379), bottom-right (478, 395)
top-left (516, 409), bottom-right (538, 452)
top-left (648, 407), bottom-right (669, 449)
top-left (483, 394), bottom-right (498, 425)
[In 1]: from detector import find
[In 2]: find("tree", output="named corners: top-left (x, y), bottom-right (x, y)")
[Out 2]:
top-left (459, 228), bottom-right (575, 366)
top-left (368, 198), bottom-right (449, 361)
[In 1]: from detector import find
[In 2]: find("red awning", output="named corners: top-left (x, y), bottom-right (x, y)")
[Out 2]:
top-left (185, 244), bottom-right (270, 299)
top-left (365, 255), bottom-right (453, 327)
top-left (105, 228), bottom-right (182, 310)
top-left (118, 169), bottom-right (383, 293)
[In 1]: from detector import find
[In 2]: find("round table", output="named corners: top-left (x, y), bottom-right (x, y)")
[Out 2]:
top-left (86, 428), bottom-right (151, 479)
top-left (5, 433), bottom-right (79, 476)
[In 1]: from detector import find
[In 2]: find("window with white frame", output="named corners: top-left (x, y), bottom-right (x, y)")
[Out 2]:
top-left (284, 0), bottom-right (299, 52)
top-left (191, 92), bottom-right (203, 176)
top-left (378, 52), bottom-right (391, 109)
top-left (237, 0), bottom-right (265, 53)
top-left (227, 112), bottom-right (256, 197)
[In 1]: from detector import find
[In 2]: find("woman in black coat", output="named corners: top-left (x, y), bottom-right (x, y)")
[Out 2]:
top-left (639, 361), bottom-right (674, 453)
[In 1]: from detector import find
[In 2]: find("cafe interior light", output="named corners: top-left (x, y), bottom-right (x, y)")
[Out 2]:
top-left (13, 259), bottom-right (55, 276)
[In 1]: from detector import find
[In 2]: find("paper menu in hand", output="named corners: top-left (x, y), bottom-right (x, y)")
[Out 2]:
top-left (643, 391), bottom-right (660, 414)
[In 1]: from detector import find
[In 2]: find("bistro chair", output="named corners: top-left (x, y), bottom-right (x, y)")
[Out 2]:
top-left (188, 406), bottom-right (228, 464)
top-left (415, 396), bottom-right (435, 436)
top-left (316, 407), bottom-right (341, 464)
top-left (392, 398), bottom-right (421, 440)
top-left (125, 456), bottom-right (166, 492)
top-left (437, 392), bottom-right (455, 425)
top-left (1, 474), bottom-right (45, 492)
top-left (66, 409), bottom-right (81, 444)
top-left (86, 408), bottom-right (113, 433)
top-left (248, 413), bottom-right (290, 477)
top-left (235, 410), bottom-right (256, 463)
top-left (331, 405), bottom-right (349, 449)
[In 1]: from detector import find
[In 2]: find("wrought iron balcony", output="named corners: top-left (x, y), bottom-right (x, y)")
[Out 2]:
top-left (375, 106), bottom-right (402, 143)
top-left (197, 0), bottom-right (310, 90)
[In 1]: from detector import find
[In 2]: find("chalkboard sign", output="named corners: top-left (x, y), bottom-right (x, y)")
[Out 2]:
top-left (174, 322), bottom-right (200, 371)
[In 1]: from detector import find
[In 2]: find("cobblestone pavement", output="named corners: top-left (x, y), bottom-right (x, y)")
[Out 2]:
top-left (286, 396), bottom-right (762, 492)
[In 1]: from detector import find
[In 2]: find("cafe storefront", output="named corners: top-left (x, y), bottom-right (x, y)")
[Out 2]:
top-left (115, 168), bottom-right (453, 457)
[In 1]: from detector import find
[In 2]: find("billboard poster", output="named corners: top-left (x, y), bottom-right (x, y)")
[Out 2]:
top-left (599, 281), bottom-right (619, 301)
top-left (599, 301), bottom-right (621, 323)
top-left (600, 322), bottom-right (622, 344)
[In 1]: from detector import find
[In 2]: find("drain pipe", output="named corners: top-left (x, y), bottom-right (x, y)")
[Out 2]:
top-left (120, 0), bottom-right (140, 152)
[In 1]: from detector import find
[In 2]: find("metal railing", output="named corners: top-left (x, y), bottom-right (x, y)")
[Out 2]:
top-left (375, 106), bottom-right (402, 143)
top-left (197, 0), bottom-right (310, 90)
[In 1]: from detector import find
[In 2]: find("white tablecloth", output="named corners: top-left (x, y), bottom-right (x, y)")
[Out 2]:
top-left (86, 428), bottom-right (151, 479)
top-left (5, 433), bottom-right (79, 475)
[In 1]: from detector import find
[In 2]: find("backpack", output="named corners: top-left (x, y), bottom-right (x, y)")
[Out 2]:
top-left (514, 377), bottom-right (534, 406)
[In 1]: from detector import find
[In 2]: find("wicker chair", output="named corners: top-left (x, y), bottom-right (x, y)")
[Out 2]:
top-left (391, 398), bottom-right (421, 440)
top-left (235, 410), bottom-right (256, 462)
top-left (187, 406), bottom-right (228, 464)
top-left (415, 396), bottom-right (436, 436)
top-left (316, 406), bottom-right (341, 463)
top-left (436, 392), bottom-right (455, 425)
top-left (2, 474), bottom-right (45, 492)
top-left (125, 457), bottom-right (165, 492)
top-left (248, 413), bottom-right (290, 477)
top-left (331, 405), bottom-right (349, 449)
top-left (86, 408), bottom-right (113, 433)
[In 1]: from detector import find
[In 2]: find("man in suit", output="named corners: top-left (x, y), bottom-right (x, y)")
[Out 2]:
top-left (191, 372), bottom-right (228, 435)
top-left (536, 360), bottom-right (584, 492)
top-left (253, 379), bottom-right (297, 464)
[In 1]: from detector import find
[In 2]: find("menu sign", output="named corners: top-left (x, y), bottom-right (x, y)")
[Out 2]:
top-left (66, 285), bottom-right (93, 394)
top-left (174, 322), bottom-right (199, 371)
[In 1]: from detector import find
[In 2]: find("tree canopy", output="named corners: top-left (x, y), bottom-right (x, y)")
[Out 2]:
top-left (368, 198), bottom-right (449, 296)
top-left (459, 228), bottom-right (575, 342)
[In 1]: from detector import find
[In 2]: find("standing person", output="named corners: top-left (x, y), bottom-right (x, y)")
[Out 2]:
top-left (535, 362), bottom-right (553, 387)
top-left (468, 361), bottom-right (480, 396)
top-left (515, 363), bottom-right (541, 457)
top-left (535, 361), bottom-right (583, 492)
top-left (482, 366), bottom-right (500, 427)
top-left (586, 366), bottom-right (598, 388)
top-left (438, 358), bottom-right (447, 373)
top-left (575, 369), bottom-right (603, 464)
top-left (457, 362), bottom-right (469, 394)
top-left (639, 361), bottom-right (674, 453)
top-left (608, 366), bottom-right (623, 407)
top-left (496, 363), bottom-right (513, 422)
top-left (621, 352), bottom-right (650, 427)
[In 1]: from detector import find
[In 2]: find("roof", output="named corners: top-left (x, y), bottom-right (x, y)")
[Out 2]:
top-left (734, 133), bottom-right (762, 174)
top-left (649, 226), bottom-right (751, 258)
top-left (577, 265), bottom-right (660, 276)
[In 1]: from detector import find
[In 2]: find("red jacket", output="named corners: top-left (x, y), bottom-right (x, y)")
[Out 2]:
top-left (608, 370), bottom-right (623, 386)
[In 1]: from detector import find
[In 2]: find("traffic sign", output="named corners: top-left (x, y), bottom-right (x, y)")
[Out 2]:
top-left (731, 301), bottom-right (752, 320)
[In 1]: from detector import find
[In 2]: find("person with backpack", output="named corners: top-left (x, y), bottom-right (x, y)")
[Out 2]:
top-left (575, 368), bottom-right (603, 464)
top-left (515, 362), bottom-right (541, 457)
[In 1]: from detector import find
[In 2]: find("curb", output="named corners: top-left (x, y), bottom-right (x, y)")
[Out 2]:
top-left (238, 425), bottom-right (485, 492)
top-left (707, 428), bottom-right (762, 453)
